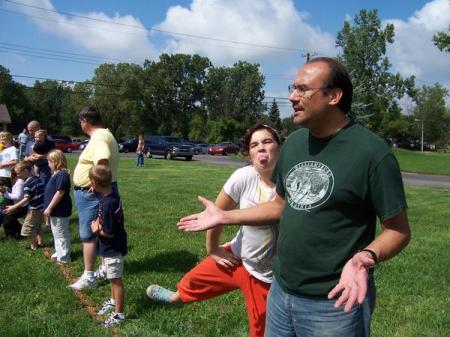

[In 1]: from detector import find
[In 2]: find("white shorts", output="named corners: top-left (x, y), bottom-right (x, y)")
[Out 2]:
top-left (104, 255), bottom-right (124, 279)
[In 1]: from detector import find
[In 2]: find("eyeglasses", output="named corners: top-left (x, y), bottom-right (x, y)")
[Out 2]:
top-left (288, 84), bottom-right (329, 98)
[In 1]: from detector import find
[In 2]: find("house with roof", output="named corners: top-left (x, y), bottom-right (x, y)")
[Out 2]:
top-left (0, 104), bottom-right (12, 131)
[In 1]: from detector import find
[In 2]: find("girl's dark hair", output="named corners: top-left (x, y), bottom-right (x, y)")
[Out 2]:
top-left (241, 124), bottom-right (281, 156)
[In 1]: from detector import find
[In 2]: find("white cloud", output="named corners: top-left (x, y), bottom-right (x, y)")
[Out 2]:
top-left (13, 0), bottom-right (157, 62)
top-left (154, 0), bottom-right (335, 65)
top-left (13, 0), bottom-right (336, 69)
top-left (385, 0), bottom-right (450, 92)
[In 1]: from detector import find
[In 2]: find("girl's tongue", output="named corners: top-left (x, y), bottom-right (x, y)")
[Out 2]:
top-left (257, 153), bottom-right (268, 163)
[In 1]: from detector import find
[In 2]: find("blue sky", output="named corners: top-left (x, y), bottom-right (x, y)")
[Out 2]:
top-left (1, 0), bottom-right (449, 118)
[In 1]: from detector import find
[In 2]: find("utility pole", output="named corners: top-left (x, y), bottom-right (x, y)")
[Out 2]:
top-left (415, 119), bottom-right (424, 152)
top-left (302, 51), bottom-right (318, 63)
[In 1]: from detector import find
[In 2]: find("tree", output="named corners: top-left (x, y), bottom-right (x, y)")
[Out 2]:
top-left (413, 84), bottom-right (449, 145)
top-left (433, 26), bottom-right (450, 52)
top-left (336, 9), bottom-right (415, 132)
top-left (25, 80), bottom-right (72, 132)
top-left (64, 81), bottom-right (94, 136)
top-left (92, 63), bottom-right (144, 137)
top-left (281, 116), bottom-right (298, 138)
top-left (0, 65), bottom-right (32, 133)
top-left (268, 99), bottom-right (282, 130)
top-left (204, 61), bottom-right (265, 140)
top-left (142, 54), bottom-right (211, 138)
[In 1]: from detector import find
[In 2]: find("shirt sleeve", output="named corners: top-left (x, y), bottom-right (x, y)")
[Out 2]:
top-left (92, 133), bottom-right (112, 165)
top-left (55, 171), bottom-right (70, 192)
top-left (223, 167), bottom-right (248, 204)
top-left (369, 153), bottom-right (408, 221)
top-left (272, 148), bottom-right (286, 199)
top-left (99, 199), bottom-right (114, 235)
top-left (7, 147), bottom-right (18, 161)
top-left (5, 179), bottom-right (24, 201)
top-left (23, 182), bottom-right (31, 199)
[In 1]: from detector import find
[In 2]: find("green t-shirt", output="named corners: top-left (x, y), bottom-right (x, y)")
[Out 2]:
top-left (272, 120), bottom-right (407, 298)
top-left (0, 194), bottom-right (8, 208)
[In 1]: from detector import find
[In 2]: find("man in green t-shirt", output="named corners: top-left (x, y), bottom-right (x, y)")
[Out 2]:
top-left (177, 57), bottom-right (411, 337)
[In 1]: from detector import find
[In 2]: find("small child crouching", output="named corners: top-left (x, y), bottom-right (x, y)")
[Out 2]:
top-left (4, 161), bottom-right (44, 249)
top-left (89, 164), bottom-right (127, 327)
top-left (43, 150), bottom-right (72, 264)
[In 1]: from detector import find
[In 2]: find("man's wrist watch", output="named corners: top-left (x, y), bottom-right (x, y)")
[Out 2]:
top-left (358, 249), bottom-right (379, 265)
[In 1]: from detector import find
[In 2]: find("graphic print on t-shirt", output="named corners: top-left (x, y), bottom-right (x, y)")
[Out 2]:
top-left (285, 161), bottom-right (334, 211)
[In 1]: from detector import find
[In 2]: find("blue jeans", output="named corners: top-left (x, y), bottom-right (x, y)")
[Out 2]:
top-left (265, 276), bottom-right (376, 337)
top-left (74, 189), bottom-right (99, 242)
top-left (136, 153), bottom-right (144, 166)
top-left (74, 182), bottom-right (119, 242)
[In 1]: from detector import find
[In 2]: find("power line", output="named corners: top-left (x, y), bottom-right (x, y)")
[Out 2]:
top-left (11, 74), bottom-right (124, 88)
top-left (10, 74), bottom-right (291, 100)
top-left (1, 8), bottom-right (298, 56)
top-left (0, 8), bottom-right (150, 39)
top-left (0, 41), bottom-right (138, 64)
top-left (5, 0), bottom-right (317, 54)
top-left (0, 48), bottom-right (99, 65)
top-left (14, 77), bottom-right (292, 102)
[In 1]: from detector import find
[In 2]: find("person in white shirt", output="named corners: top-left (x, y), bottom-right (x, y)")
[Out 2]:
top-left (2, 164), bottom-right (26, 238)
top-left (146, 124), bottom-right (281, 337)
top-left (0, 132), bottom-right (19, 188)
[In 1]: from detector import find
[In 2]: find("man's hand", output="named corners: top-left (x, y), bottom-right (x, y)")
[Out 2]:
top-left (327, 251), bottom-right (375, 312)
top-left (91, 218), bottom-right (101, 235)
top-left (177, 196), bottom-right (224, 232)
top-left (209, 245), bottom-right (241, 269)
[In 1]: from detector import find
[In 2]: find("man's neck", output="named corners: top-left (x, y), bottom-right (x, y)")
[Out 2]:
top-left (310, 113), bottom-right (350, 138)
top-left (86, 125), bottom-right (102, 137)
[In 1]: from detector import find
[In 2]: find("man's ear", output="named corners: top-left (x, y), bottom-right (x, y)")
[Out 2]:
top-left (328, 88), bottom-right (343, 107)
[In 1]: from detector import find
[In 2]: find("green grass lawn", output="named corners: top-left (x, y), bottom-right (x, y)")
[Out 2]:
top-left (0, 156), bottom-right (449, 336)
top-left (393, 148), bottom-right (450, 176)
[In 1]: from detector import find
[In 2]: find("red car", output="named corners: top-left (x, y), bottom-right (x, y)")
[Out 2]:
top-left (208, 142), bottom-right (240, 155)
top-left (54, 139), bottom-right (79, 153)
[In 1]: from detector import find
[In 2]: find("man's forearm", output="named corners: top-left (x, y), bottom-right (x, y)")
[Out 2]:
top-left (221, 199), bottom-right (283, 227)
top-left (365, 210), bottom-right (411, 262)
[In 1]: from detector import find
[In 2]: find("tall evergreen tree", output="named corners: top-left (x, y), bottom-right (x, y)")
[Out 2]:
top-left (336, 9), bottom-right (415, 132)
top-left (268, 99), bottom-right (282, 131)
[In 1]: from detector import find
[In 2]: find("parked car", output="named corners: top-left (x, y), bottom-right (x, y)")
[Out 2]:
top-left (119, 138), bottom-right (138, 153)
top-left (208, 142), bottom-right (240, 155)
top-left (48, 134), bottom-right (72, 143)
top-left (78, 140), bottom-right (89, 151)
top-left (392, 139), bottom-right (416, 150)
top-left (144, 135), bottom-right (195, 160)
top-left (54, 139), bottom-right (78, 153)
top-left (194, 143), bottom-right (210, 155)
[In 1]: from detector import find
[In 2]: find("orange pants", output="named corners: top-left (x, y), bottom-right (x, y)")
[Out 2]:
top-left (177, 250), bottom-right (270, 337)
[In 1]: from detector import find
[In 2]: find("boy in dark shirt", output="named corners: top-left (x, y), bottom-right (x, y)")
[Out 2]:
top-left (89, 164), bottom-right (127, 327)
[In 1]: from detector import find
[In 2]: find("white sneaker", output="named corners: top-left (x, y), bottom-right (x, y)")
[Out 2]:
top-left (103, 312), bottom-right (125, 327)
top-left (97, 299), bottom-right (115, 315)
top-left (50, 253), bottom-right (57, 261)
top-left (94, 265), bottom-right (107, 280)
top-left (69, 276), bottom-right (97, 290)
